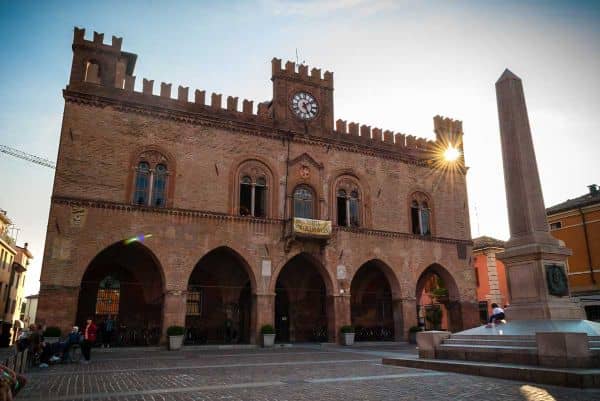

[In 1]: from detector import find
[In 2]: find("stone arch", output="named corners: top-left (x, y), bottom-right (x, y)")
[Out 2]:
top-left (415, 263), bottom-right (461, 332)
top-left (126, 145), bottom-right (177, 208)
top-left (230, 157), bottom-right (278, 218)
top-left (270, 251), bottom-right (335, 295)
top-left (188, 245), bottom-right (258, 293)
top-left (76, 240), bottom-right (165, 345)
top-left (349, 259), bottom-right (401, 341)
top-left (185, 246), bottom-right (256, 344)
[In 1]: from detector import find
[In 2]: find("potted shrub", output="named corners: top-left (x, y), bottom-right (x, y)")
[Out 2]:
top-left (430, 287), bottom-right (449, 303)
top-left (43, 326), bottom-right (61, 343)
top-left (261, 324), bottom-right (275, 347)
top-left (408, 325), bottom-right (421, 344)
top-left (167, 326), bottom-right (185, 350)
top-left (340, 325), bottom-right (355, 346)
top-left (425, 308), bottom-right (443, 330)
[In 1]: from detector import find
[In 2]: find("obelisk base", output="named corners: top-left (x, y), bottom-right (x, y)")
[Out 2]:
top-left (498, 243), bottom-right (586, 321)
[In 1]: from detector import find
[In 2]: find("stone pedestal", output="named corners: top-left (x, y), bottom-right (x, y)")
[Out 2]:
top-left (416, 331), bottom-right (451, 359)
top-left (536, 332), bottom-right (591, 368)
top-left (498, 244), bottom-right (585, 320)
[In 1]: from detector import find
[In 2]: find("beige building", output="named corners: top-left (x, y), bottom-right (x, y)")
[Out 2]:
top-left (0, 210), bottom-right (33, 345)
top-left (23, 294), bottom-right (38, 327)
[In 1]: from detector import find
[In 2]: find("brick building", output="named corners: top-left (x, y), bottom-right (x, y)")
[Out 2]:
top-left (37, 28), bottom-right (477, 344)
top-left (547, 184), bottom-right (600, 321)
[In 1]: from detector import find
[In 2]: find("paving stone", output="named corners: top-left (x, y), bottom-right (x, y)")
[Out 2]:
top-left (18, 345), bottom-right (600, 401)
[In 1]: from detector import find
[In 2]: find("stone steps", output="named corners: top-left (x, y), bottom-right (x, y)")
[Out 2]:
top-left (443, 338), bottom-right (536, 347)
top-left (382, 356), bottom-right (600, 388)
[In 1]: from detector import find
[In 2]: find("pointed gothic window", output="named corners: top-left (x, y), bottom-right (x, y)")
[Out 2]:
top-left (132, 152), bottom-right (169, 208)
top-left (411, 194), bottom-right (432, 236)
top-left (335, 179), bottom-right (361, 227)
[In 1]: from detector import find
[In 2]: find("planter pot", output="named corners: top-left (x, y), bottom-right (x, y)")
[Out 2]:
top-left (408, 332), bottom-right (418, 344)
top-left (168, 335), bottom-right (184, 350)
top-left (45, 337), bottom-right (60, 344)
top-left (263, 334), bottom-right (275, 347)
top-left (342, 332), bottom-right (355, 346)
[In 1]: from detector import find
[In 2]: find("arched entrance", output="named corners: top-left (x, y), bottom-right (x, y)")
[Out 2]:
top-left (274, 253), bottom-right (330, 342)
top-left (185, 247), bottom-right (253, 344)
top-left (416, 264), bottom-right (461, 332)
top-left (350, 260), bottom-right (397, 341)
top-left (76, 242), bottom-right (164, 346)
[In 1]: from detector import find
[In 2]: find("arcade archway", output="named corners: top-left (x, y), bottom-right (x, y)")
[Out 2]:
top-left (274, 253), bottom-right (330, 342)
top-left (416, 264), bottom-right (461, 332)
top-left (185, 247), bottom-right (254, 344)
top-left (350, 260), bottom-right (397, 341)
top-left (76, 241), bottom-right (164, 346)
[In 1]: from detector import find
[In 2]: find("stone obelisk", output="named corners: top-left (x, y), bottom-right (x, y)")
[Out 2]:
top-left (495, 69), bottom-right (585, 320)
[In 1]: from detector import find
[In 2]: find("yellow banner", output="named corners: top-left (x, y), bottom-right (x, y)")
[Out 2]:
top-left (293, 217), bottom-right (332, 237)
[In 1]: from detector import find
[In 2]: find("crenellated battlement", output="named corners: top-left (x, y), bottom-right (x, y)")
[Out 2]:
top-left (67, 27), bottom-right (463, 161)
top-left (271, 58), bottom-right (333, 89)
top-left (433, 115), bottom-right (464, 148)
top-left (333, 119), bottom-right (436, 152)
top-left (73, 27), bottom-right (123, 53)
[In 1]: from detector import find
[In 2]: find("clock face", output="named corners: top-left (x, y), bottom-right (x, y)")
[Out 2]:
top-left (291, 92), bottom-right (319, 120)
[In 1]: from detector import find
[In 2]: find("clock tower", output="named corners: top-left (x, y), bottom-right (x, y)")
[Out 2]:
top-left (271, 58), bottom-right (334, 136)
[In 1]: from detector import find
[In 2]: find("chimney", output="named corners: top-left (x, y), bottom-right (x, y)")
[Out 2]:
top-left (588, 184), bottom-right (598, 195)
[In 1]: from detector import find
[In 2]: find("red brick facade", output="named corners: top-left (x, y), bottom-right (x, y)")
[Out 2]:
top-left (37, 28), bottom-right (478, 344)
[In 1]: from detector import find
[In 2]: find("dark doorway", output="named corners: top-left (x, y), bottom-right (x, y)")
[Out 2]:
top-left (274, 253), bottom-right (328, 342)
top-left (76, 241), bottom-right (164, 346)
top-left (275, 285), bottom-right (290, 342)
top-left (350, 261), bottom-right (395, 341)
top-left (185, 247), bottom-right (253, 344)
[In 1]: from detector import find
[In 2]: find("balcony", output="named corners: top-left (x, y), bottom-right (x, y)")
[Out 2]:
top-left (284, 218), bottom-right (332, 251)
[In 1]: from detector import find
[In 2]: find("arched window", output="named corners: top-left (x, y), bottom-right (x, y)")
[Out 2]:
top-left (96, 276), bottom-right (120, 315)
top-left (336, 179), bottom-right (361, 227)
top-left (239, 175), bottom-right (267, 218)
top-left (84, 60), bottom-right (101, 84)
top-left (293, 186), bottom-right (314, 219)
top-left (132, 152), bottom-right (170, 208)
top-left (152, 164), bottom-right (168, 207)
top-left (134, 162), bottom-right (150, 206)
top-left (411, 194), bottom-right (431, 236)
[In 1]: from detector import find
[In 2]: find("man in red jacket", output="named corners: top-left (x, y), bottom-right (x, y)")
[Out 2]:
top-left (82, 318), bottom-right (97, 363)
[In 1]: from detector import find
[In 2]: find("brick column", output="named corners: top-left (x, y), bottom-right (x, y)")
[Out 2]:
top-left (329, 294), bottom-right (350, 344)
top-left (162, 289), bottom-right (186, 344)
top-left (37, 285), bottom-right (79, 334)
top-left (253, 293), bottom-right (275, 345)
top-left (396, 297), bottom-right (416, 341)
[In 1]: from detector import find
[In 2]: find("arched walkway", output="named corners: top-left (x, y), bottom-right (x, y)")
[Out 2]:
top-left (76, 241), bottom-right (164, 346)
top-left (185, 247), bottom-right (254, 344)
top-left (415, 263), bottom-right (461, 332)
top-left (274, 253), bottom-right (331, 342)
top-left (350, 260), bottom-right (399, 341)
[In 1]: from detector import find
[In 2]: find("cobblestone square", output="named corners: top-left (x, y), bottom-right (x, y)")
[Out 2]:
top-left (18, 345), bottom-right (600, 401)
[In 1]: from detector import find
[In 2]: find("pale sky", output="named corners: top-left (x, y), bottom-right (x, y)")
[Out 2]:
top-left (0, 0), bottom-right (599, 296)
